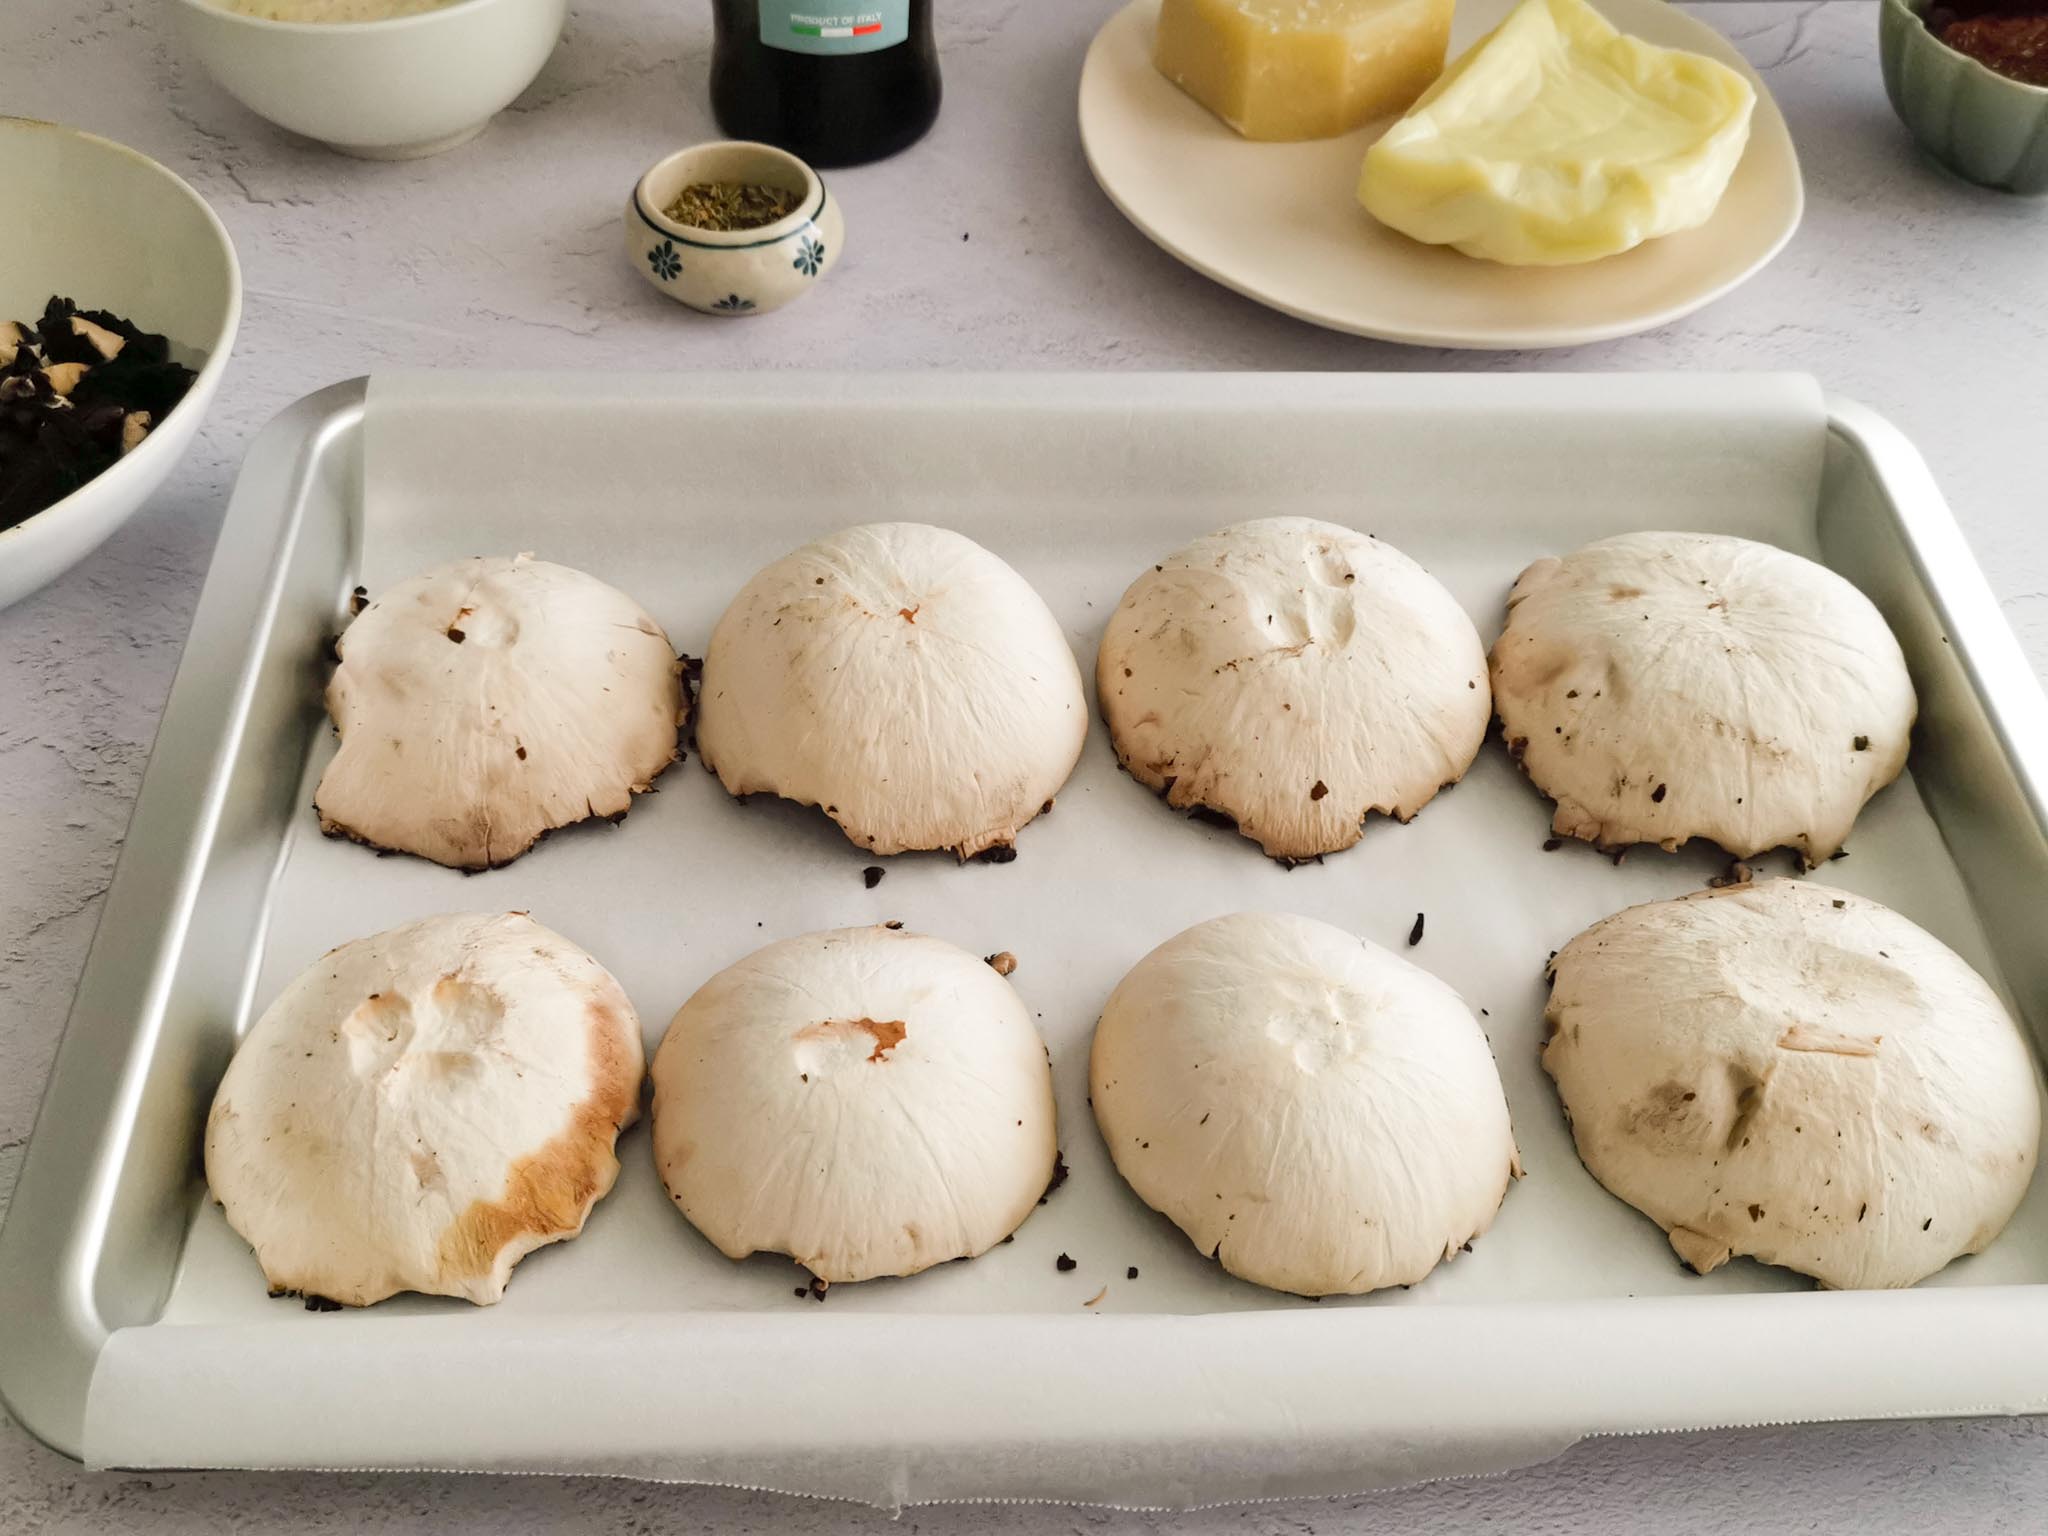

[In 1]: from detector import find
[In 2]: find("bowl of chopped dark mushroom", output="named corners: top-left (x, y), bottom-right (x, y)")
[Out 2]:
top-left (0, 117), bottom-right (241, 610)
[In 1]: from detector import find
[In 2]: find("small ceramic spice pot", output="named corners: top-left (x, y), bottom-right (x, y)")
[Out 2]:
top-left (626, 140), bottom-right (844, 314)
top-left (1880, 0), bottom-right (2048, 195)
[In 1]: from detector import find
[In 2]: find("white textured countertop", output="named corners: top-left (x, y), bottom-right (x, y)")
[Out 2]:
top-left (4, 1), bottom-right (2047, 1529)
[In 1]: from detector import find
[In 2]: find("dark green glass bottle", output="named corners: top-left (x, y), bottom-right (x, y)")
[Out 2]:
top-left (710, 1), bottom-right (942, 168)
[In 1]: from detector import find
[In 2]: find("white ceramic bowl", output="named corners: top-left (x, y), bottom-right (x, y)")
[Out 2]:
top-left (0, 117), bottom-right (241, 613)
top-left (171, 0), bottom-right (566, 160)
top-left (627, 141), bottom-right (844, 316)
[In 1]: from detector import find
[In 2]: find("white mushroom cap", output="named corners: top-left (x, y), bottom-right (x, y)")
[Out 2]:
top-left (204, 912), bottom-right (645, 1307)
top-left (1098, 518), bottom-right (1490, 861)
top-left (695, 523), bottom-right (1086, 859)
top-left (651, 925), bottom-right (1056, 1282)
top-left (1491, 532), bottom-right (1916, 865)
top-left (316, 554), bottom-right (685, 870)
top-left (1090, 911), bottom-right (1520, 1296)
top-left (1544, 879), bottom-right (2040, 1289)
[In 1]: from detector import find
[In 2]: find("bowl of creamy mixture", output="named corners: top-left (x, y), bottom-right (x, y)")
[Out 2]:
top-left (173, 0), bottom-right (567, 160)
top-left (215, 0), bottom-right (464, 19)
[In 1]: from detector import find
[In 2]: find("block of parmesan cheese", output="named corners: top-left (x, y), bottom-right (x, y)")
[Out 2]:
top-left (1154, 0), bottom-right (1457, 142)
top-left (1357, 0), bottom-right (1756, 265)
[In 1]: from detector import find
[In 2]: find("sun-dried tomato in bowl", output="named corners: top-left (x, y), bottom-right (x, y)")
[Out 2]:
top-left (1928, 2), bottom-right (2048, 86)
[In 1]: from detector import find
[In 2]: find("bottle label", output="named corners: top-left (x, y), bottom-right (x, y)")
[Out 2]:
top-left (760, 2), bottom-right (908, 56)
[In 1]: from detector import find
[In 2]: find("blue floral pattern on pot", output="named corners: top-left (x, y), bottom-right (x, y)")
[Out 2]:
top-left (792, 234), bottom-right (826, 277)
top-left (712, 294), bottom-right (756, 312)
top-left (647, 240), bottom-right (681, 281)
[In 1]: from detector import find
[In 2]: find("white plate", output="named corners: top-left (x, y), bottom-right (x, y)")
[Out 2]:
top-left (1077, 0), bottom-right (1804, 350)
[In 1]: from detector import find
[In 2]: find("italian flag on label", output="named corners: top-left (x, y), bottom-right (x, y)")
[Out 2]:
top-left (792, 20), bottom-right (882, 36)
top-left (765, 4), bottom-right (902, 54)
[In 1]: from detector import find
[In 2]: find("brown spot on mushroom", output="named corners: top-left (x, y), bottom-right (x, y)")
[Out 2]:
top-left (1309, 780), bottom-right (1328, 801)
top-left (1747, 1203), bottom-right (1765, 1221)
top-left (898, 605), bottom-right (920, 624)
top-left (432, 998), bottom-right (637, 1287)
top-left (795, 1016), bottom-right (907, 1062)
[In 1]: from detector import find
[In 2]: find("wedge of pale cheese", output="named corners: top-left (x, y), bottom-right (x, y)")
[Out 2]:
top-left (1155, 0), bottom-right (1456, 142)
top-left (1357, 0), bottom-right (1755, 265)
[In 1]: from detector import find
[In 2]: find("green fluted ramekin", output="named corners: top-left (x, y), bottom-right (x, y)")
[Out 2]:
top-left (1880, 0), bottom-right (2048, 195)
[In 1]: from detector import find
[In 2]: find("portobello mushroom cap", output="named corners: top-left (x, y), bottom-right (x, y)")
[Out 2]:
top-left (1098, 517), bottom-right (1490, 861)
top-left (694, 522), bottom-right (1087, 860)
top-left (651, 925), bottom-right (1057, 1282)
top-left (204, 911), bottom-right (644, 1307)
top-left (1543, 878), bottom-right (2040, 1288)
top-left (1490, 531), bottom-right (1916, 865)
top-left (1090, 911), bottom-right (1521, 1297)
top-left (315, 554), bottom-right (685, 870)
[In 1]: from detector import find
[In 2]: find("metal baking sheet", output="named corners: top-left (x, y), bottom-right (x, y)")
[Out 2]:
top-left (2, 374), bottom-right (2045, 1507)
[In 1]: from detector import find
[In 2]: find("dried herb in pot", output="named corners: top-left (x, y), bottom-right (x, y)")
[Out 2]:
top-left (1927, 3), bottom-right (2048, 87)
top-left (663, 181), bottom-right (803, 232)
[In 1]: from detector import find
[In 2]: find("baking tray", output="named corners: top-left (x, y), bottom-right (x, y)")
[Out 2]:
top-left (3, 374), bottom-right (2046, 1508)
